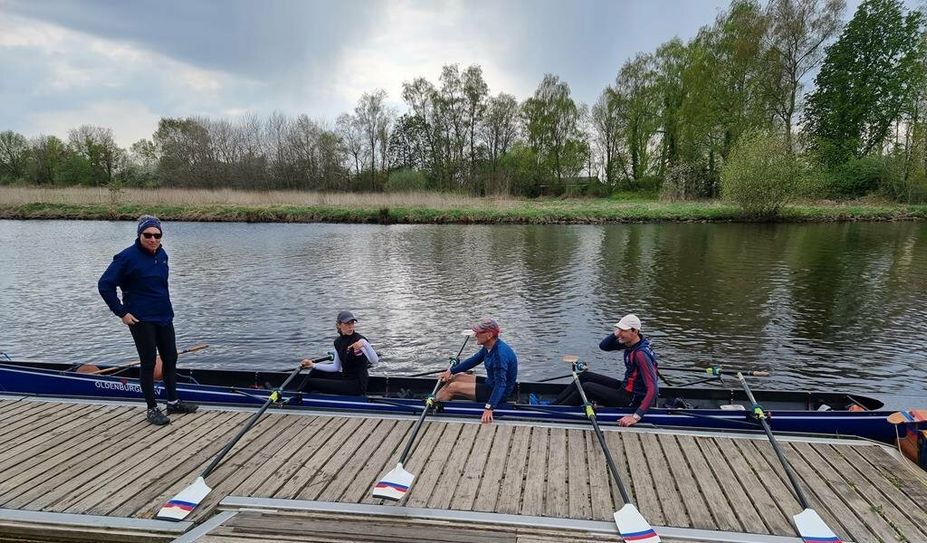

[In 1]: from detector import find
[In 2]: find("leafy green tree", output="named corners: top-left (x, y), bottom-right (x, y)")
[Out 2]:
top-left (653, 38), bottom-right (690, 175)
top-left (481, 92), bottom-right (520, 193)
top-left (67, 125), bottom-right (122, 185)
top-left (703, 0), bottom-right (773, 161)
top-left (523, 74), bottom-right (586, 185)
top-left (0, 130), bottom-right (29, 183)
top-left (387, 113), bottom-right (427, 171)
top-left (153, 117), bottom-right (212, 187)
top-left (26, 135), bottom-right (65, 185)
top-left (614, 53), bottom-right (661, 185)
top-left (803, 0), bottom-right (927, 166)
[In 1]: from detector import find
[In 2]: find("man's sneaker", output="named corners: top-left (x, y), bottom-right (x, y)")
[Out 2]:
top-left (147, 407), bottom-right (170, 426)
top-left (166, 400), bottom-right (199, 415)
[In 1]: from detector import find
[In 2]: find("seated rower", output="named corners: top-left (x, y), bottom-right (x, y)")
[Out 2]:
top-left (552, 314), bottom-right (658, 427)
top-left (300, 310), bottom-right (377, 396)
top-left (437, 317), bottom-right (518, 424)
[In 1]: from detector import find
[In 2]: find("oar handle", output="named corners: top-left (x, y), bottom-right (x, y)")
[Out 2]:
top-left (737, 372), bottom-right (810, 509)
top-left (91, 343), bottom-right (210, 375)
top-left (537, 372), bottom-right (573, 383)
top-left (200, 354), bottom-right (331, 479)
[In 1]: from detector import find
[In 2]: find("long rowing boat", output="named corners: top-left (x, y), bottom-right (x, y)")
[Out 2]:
top-left (0, 360), bottom-right (895, 443)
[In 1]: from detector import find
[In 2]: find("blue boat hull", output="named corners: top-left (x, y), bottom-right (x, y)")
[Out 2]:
top-left (0, 361), bottom-right (896, 443)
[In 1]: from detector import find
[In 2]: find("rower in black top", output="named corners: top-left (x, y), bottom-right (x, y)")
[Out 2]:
top-left (299, 310), bottom-right (378, 395)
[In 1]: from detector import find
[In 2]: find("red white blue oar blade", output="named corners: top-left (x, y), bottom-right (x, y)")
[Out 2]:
top-left (156, 476), bottom-right (211, 521)
top-left (793, 508), bottom-right (843, 543)
top-left (614, 503), bottom-right (661, 542)
top-left (372, 463), bottom-right (413, 501)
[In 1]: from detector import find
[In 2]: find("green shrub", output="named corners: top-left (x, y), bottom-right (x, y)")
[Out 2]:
top-left (720, 131), bottom-right (801, 217)
top-left (832, 156), bottom-right (901, 198)
top-left (384, 168), bottom-right (430, 192)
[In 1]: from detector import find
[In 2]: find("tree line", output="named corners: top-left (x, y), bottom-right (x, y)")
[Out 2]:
top-left (1, 0), bottom-right (925, 209)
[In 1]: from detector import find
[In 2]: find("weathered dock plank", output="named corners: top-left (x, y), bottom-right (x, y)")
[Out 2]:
top-left (405, 420), bottom-right (462, 508)
top-left (451, 423), bottom-right (497, 511)
top-left (694, 436), bottom-right (767, 534)
top-left (340, 419), bottom-right (412, 504)
top-left (565, 428), bottom-right (592, 520)
top-left (0, 397), bottom-right (925, 543)
top-left (467, 423), bottom-right (514, 513)
top-left (426, 422), bottom-right (479, 510)
top-left (90, 411), bottom-right (243, 516)
top-left (520, 426), bottom-right (549, 517)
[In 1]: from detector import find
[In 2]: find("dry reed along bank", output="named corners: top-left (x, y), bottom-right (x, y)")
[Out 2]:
top-left (1, 186), bottom-right (925, 224)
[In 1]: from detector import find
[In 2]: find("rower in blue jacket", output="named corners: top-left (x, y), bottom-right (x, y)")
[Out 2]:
top-left (437, 317), bottom-right (518, 424)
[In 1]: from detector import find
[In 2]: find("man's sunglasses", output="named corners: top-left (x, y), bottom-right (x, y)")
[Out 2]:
top-left (141, 232), bottom-right (162, 239)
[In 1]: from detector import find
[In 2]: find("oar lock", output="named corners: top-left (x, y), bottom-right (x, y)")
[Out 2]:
top-left (748, 403), bottom-right (772, 420)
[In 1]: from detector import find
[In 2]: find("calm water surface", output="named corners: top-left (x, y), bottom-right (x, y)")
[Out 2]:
top-left (1, 220), bottom-right (924, 407)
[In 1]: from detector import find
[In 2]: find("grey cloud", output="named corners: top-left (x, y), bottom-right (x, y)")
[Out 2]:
top-left (4, 0), bottom-right (385, 81)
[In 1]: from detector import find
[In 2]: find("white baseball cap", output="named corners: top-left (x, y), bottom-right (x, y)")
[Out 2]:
top-left (614, 314), bottom-right (642, 331)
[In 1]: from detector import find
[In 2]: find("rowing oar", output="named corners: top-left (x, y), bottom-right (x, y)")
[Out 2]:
top-left (661, 365), bottom-right (769, 377)
top-left (75, 343), bottom-right (209, 376)
top-left (373, 329), bottom-right (475, 501)
top-left (155, 353), bottom-right (332, 521)
top-left (564, 355), bottom-right (660, 543)
top-left (737, 372), bottom-right (843, 543)
top-left (539, 368), bottom-right (676, 387)
top-left (404, 368), bottom-right (447, 378)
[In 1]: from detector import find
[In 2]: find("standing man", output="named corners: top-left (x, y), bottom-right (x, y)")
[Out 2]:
top-left (437, 317), bottom-right (518, 424)
top-left (98, 215), bottom-right (198, 425)
top-left (552, 314), bottom-right (658, 427)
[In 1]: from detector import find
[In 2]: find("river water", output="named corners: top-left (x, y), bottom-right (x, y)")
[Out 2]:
top-left (1, 219), bottom-right (924, 407)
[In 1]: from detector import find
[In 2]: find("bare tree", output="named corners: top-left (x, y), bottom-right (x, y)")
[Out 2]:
top-left (590, 88), bottom-right (627, 185)
top-left (337, 112), bottom-right (365, 176)
top-left (481, 93), bottom-right (520, 183)
top-left (765, 0), bottom-right (845, 149)
top-left (354, 89), bottom-right (391, 178)
top-left (462, 65), bottom-right (489, 174)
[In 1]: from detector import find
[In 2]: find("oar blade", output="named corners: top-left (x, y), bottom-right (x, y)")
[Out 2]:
top-left (614, 503), bottom-right (661, 542)
top-left (372, 463), bottom-right (414, 501)
top-left (793, 508), bottom-right (843, 543)
top-left (156, 476), bottom-right (211, 521)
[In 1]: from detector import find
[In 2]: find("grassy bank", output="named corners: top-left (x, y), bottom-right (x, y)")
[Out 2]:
top-left (1, 186), bottom-right (926, 224)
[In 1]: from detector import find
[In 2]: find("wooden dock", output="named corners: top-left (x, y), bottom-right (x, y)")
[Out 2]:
top-left (0, 395), bottom-right (925, 543)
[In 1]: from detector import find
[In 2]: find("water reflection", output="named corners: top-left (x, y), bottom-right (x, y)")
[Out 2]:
top-left (0, 220), bottom-right (924, 402)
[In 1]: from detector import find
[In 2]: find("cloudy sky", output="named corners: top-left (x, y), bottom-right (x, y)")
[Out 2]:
top-left (0, 0), bottom-right (872, 147)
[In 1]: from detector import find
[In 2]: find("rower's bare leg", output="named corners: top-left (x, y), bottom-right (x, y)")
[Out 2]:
top-left (436, 373), bottom-right (476, 401)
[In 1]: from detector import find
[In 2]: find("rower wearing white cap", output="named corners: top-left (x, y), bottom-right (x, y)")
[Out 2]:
top-left (552, 313), bottom-right (659, 427)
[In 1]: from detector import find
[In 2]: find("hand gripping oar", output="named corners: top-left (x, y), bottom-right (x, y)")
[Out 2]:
top-left (155, 353), bottom-right (332, 521)
top-left (564, 355), bottom-right (660, 543)
top-left (373, 329), bottom-right (475, 501)
top-left (737, 372), bottom-right (843, 543)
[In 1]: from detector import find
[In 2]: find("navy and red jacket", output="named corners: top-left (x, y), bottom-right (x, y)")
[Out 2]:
top-left (98, 239), bottom-right (174, 325)
top-left (599, 334), bottom-right (659, 417)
